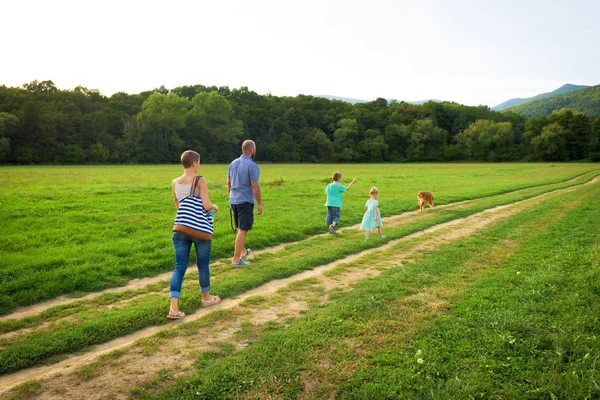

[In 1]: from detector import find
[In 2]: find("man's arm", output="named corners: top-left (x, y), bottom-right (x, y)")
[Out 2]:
top-left (251, 181), bottom-right (263, 214)
top-left (227, 163), bottom-right (232, 192)
top-left (249, 163), bottom-right (262, 214)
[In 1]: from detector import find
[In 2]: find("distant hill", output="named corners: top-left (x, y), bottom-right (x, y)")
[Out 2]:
top-left (506, 84), bottom-right (600, 117)
top-left (319, 95), bottom-right (442, 105)
top-left (318, 95), bottom-right (369, 104)
top-left (406, 99), bottom-right (442, 105)
top-left (492, 97), bottom-right (527, 111)
top-left (492, 83), bottom-right (590, 111)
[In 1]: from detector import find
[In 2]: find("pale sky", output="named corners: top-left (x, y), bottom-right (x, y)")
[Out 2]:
top-left (1, 0), bottom-right (599, 107)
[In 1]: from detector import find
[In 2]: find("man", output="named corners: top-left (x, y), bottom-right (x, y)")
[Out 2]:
top-left (228, 140), bottom-right (263, 267)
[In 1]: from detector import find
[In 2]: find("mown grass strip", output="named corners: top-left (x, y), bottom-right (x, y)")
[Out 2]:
top-left (0, 175), bottom-right (598, 375)
top-left (152, 176), bottom-right (600, 399)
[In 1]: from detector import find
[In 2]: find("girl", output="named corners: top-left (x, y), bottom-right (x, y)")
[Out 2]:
top-left (360, 187), bottom-right (386, 241)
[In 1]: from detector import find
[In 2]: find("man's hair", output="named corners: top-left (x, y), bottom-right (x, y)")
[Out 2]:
top-left (181, 150), bottom-right (200, 168)
top-left (242, 140), bottom-right (256, 153)
top-left (332, 172), bottom-right (342, 182)
top-left (369, 186), bottom-right (379, 195)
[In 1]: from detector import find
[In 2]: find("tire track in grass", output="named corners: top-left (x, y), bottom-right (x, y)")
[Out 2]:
top-left (2, 171), bottom-right (598, 323)
top-left (1, 176), bottom-right (598, 397)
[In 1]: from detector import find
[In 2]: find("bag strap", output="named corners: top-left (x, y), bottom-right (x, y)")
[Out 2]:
top-left (189, 175), bottom-right (203, 197)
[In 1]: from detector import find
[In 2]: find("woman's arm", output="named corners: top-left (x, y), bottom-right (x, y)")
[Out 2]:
top-left (374, 206), bottom-right (378, 221)
top-left (172, 180), bottom-right (180, 209)
top-left (197, 177), bottom-right (218, 211)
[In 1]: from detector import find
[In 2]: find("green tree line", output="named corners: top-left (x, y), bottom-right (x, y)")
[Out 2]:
top-left (1, 80), bottom-right (599, 164)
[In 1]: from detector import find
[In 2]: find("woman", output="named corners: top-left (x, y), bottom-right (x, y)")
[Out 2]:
top-left (168, 150), bottom-right (220, 319)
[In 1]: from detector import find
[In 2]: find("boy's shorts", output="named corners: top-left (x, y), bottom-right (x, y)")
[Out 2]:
top-left (326, 206), bottom-right (341, 225)
top-left (231, 202), bottom-right (254, 231)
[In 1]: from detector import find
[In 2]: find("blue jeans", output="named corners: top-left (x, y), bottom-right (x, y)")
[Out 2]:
top-left (326, 206), bottom-right (341, 225)
top-left (170, 232), bottom-right (212, 298)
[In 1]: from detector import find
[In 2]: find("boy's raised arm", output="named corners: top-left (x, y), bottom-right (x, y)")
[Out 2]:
top-left (346, 178), bottom-right (357, 191)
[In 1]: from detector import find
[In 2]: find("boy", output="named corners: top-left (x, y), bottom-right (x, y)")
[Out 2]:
top-left (325, 172), bottom-right (357, 233)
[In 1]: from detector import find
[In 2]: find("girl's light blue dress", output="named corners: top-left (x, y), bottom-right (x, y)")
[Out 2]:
top-left (360, 199), bottom-right (383, 231)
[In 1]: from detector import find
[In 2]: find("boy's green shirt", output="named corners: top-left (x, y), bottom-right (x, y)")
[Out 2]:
top-left (325, 181), bottom-right (347, 208)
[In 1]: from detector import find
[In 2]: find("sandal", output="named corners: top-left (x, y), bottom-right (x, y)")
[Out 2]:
top-left (202, 295), bottom-right (221, 307)
top-left (167, 309), bottom-right (185, 319)
top-left (232, 260), bottom-right (251, 268)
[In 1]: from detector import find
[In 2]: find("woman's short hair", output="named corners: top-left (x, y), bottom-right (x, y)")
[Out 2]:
top-left (369, 186), bottom-right (379, 195)
top-left (181, 150), bottom-right (200, 168)
top-left (332, 172), bottom-right (342, 181)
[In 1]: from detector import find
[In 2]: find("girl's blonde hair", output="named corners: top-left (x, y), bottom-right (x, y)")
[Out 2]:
top-left (369, 187), bottom-right (379, 195)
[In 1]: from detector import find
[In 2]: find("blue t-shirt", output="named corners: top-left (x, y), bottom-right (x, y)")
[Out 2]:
top-left (228, 155), bottom-right (260, 205)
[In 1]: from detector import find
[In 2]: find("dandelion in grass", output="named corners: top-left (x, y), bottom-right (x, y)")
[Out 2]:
top-left (417, 358), bottom-right (424, 364)
top-left (416, 349), bottom-right (422, 355)
top-left (517, 271), bottom-right (521, 275)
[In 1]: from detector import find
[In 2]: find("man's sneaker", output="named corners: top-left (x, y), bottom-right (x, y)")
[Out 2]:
top-left (329, 225), bottom-right (336, 234)
top-left (242, 249), bottom-right (252, 260)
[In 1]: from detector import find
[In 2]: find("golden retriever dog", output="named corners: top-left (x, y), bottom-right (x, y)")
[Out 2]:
top-left (417, 191), bottom-right (434, 212)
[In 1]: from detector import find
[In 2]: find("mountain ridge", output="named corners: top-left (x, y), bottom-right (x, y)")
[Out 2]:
top-left (318, 95), bottom-right (369, 104)
top-left (506, 84), bottom-right (600, 117)
top-left (492, 83), bottom-right (590, 111)
top-left (318, 95), bottom-right (442, 105)
top-left (319, 83), bottom-right (597, 116)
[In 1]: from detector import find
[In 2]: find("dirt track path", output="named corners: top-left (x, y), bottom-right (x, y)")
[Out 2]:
top-left (3, 172), bottom-right (597, 323)
top-left (0, 204), bottom-right (448, 321)
top-left (1, 176), bottom-right (598, 398)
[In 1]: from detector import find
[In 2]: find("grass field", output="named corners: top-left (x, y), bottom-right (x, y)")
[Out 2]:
top-left (156, 180), bottom-right (600, 400)
top-left (1, 163), bottom-right (599, 399)
top-left (0, 163), bottom-right (597, 313)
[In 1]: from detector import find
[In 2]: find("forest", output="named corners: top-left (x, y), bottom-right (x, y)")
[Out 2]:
top-left (0, 80), bottom-right (599, 164)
